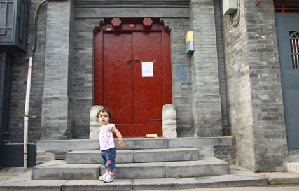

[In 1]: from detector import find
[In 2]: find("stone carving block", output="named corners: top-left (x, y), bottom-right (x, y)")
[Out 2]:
top-left (89, 105), bottom-right (103, 140)
top-left (162, 104), bottom-right (177, 138)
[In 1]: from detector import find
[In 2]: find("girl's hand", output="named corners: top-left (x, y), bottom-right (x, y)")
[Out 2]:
top-left (118, 141), bottom-right (126, 148)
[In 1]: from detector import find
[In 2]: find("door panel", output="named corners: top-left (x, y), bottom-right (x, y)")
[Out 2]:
top-left (103, 33), bottom-right (133, 124)
top-left (133, 32), bottom-right (163, 124)
top-left (276, 14), bottom-right (299, 149)
top-left (102, 32), bottom-right (163, 136)
top-left (95, 22), bottom-right (172, 137)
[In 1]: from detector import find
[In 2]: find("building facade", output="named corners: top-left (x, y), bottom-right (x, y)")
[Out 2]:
top-left (1, 0), bottom-right (298, 171)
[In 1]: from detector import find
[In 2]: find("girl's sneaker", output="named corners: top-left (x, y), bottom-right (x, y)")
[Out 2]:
top-left (99, 173), bottom-right (108, 181)
top-left (104, 175), bottom-right (115, 183)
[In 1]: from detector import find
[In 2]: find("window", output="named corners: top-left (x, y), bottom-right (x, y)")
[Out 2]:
top-left (273, 0), bottom-right (299, 13)
top-left (290, 31), bottom-right (299, 69)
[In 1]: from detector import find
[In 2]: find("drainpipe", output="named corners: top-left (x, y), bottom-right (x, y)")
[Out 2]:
top-left (24, 56), bottom-right (32, 169)
top-left (24, 0), bottom-right (47, 168)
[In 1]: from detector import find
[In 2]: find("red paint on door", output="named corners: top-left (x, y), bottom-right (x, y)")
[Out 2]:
top-left (103, 33), bottom-right (134, 124)
top-left (94, 21), bottom-right (172, 137)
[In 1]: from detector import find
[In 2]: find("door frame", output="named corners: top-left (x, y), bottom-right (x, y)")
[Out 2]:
top-left (94, 18), bottom-right (172, 129)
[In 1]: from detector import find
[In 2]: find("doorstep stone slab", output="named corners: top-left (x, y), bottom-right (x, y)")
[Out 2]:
top-left (67, 148), bottom-right (199, 164)
top-left (37, 137), bottom-right (234, 152)
top-left (32, 160), bottom-right (100, 180)
top-left (259, 172), bottom-right (299, 185)
top-left (62, 179), bottom-right (133, 191)
top-left (287, 162), bottom-right (299, 174)
top-left (112, 162), bottom-right (167, 179)
top-left (168, 137), bottom-right (233, 148)
top-left (120, 138), bottom-right (169, 149)
top-left (132, 148), bottom-right (199, 162)
top-left (109, 158), bottom-right (229, 179)
top-left (0, 180), bottom-right (66, 191)
top-left (132, 178), bottom-right (199, 190)
top-left (37, 139), bottom-right (99, 152)
top-left (164, 159), bottom-right (229, 178)
top-left (66, 150), bottom-right (134, 164)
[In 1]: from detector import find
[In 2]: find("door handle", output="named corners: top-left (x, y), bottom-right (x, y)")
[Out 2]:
top-left (127, 59), bottom-right (132, 63)
top-left (134, 57), bottom-right (139, 62)
top-left (127, 59), bottom-right (132, 67)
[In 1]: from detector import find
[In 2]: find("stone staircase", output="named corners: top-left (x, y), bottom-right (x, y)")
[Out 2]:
top-left (25, 137), bottom-right (268, 190)
top-left (32, 138), bottom-right (229, 180)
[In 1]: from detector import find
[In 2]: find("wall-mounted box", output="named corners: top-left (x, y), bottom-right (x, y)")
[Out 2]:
top-left (223, 0), bottom-right (238, 15)
top-left (0, 0), bottom-right (30, 52)
top-left (186, 31), bottom-right (194, 55)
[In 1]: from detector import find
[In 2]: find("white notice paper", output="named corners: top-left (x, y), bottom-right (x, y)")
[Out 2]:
top-left (141, 62), bottom-right (153, 77)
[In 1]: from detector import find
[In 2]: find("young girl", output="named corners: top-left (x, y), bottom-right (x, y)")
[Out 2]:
top-left (97, 108), bottom-right (125, 183)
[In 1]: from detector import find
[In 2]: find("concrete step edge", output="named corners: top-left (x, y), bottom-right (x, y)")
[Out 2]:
top-left (66, 148), bottom-right (200, 164)
top-left (0, 175), bottom-right (268, 190)
top-left (34, 158), bottom-right (227, 169)
top-left (68, 147), bottom-right (200, 153)
top-left (32, 159), bottom-right (229, 179)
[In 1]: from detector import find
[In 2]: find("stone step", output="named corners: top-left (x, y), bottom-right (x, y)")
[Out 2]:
top-left (32, 157), bottom-right (229, 180)
top-left (114, 157), bottom-right (229, 179)
top-left (66, 148), bottom-right (199, 164)
top-left (286, 162), bottom-right (299, 173)
top-left (1, 169), bottom-right (268, 191)
top-left (37, 137), bottom-right (233, 151)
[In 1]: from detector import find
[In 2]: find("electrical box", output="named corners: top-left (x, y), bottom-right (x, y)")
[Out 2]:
top-left (223, 0), bottom-right (238, 15)
top-left (186, 31), bottom-right (194, 55)
top-left (0, 0), bottom-right (30, 52)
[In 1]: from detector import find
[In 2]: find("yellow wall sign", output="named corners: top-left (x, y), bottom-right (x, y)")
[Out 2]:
top-left (186, 31), bottom-right (194, 55)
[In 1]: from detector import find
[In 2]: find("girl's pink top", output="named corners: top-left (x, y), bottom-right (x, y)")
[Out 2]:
top-left (98, 123), bottom-right (115, 150)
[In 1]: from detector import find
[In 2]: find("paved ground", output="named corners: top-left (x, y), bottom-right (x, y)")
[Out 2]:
top-left (0, 167), bottom-right (299, 191)
top-left (142, 186), bottom-right (299, 191)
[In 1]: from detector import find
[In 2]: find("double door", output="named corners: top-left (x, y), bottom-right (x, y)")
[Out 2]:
top-left (101, 32), bottom-right (164, 136)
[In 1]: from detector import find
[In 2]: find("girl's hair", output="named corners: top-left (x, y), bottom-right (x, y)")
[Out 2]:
top-left (97, 108), bottom-right (112, 122)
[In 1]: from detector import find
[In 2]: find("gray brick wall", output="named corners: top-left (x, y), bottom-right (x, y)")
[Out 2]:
top-left (71, 19), bottom-right (193, 138)
top-left (190, 0), bottom-right (223, 137)
top-left (41, 0), bottom-right (72, 139)
top-left (214, 0), bottom-right (230, 134)
top-left (8, 0), bottom-right (229, 142)
top-left (245, 0), bottom-right (287, 172)
top-left (222, 0), bottom-right (288, 171)
top-left (9, 0), bottom-right (47, 143)
top-left (9, 1), bottom-right (195, 141)
top-left (162, 18), bottom-right (194, 137)
top-left (222, 0), bottom-right (257, 170)
top-left (71, 18), bottom-right (99, 138)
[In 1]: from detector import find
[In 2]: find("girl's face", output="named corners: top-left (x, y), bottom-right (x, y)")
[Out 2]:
top-left (99, 111), bottom-right (109, 125)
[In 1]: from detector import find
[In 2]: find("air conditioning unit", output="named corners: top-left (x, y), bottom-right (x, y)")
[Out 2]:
top-left (0, 0), bottom-right (30, 52)
top-left (223, 0), bottom-right (238, 15)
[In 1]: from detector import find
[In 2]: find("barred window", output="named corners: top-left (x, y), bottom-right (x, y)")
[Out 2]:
top-left (290, 31), bottom-right (299, 69)
top-left (273, 0), bottom-right (299, 13)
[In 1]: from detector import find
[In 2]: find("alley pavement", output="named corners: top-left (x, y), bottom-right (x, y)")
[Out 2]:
top-left (0, 166), bottom-right (298, 190)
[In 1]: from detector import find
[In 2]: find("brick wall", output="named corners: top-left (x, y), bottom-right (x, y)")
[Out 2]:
top-left (214, 0), bottom-right (230, 134)
top-left (190, 0), bottom-right (223, 137)
top-left (222, 0), bottom-right (288, 171)
top-left (72, 18), bottom-right (101, 138)
top-left (245, 0), bottom-right (287, 172)
top-left (161, 18), bottom-right (194, 137)
top-left (222, 0), bottom-right (257, 169)
top-left (71, 5), bottom-right (193, 138)
top-left (9, 0), bottom-right (47, 143)
top-left (8, 1), bottom-right (195, 141)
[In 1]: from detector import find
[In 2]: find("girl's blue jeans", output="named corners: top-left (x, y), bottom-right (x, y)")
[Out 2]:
top-left (101, 147), bottom-right (116, 171)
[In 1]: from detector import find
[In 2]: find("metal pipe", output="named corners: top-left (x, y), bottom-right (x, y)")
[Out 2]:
top-left (24, 56), bottom-right (32, 168)
top-left (23, 0), bottom-right (47, 168)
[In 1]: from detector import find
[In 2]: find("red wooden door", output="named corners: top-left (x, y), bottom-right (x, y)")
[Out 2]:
top-left (103, 33), bottom-right (134, 124)
top-left (94, 21), bottom-right (172, 137)
top-left (103, 32), bottom-right (163, 136)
